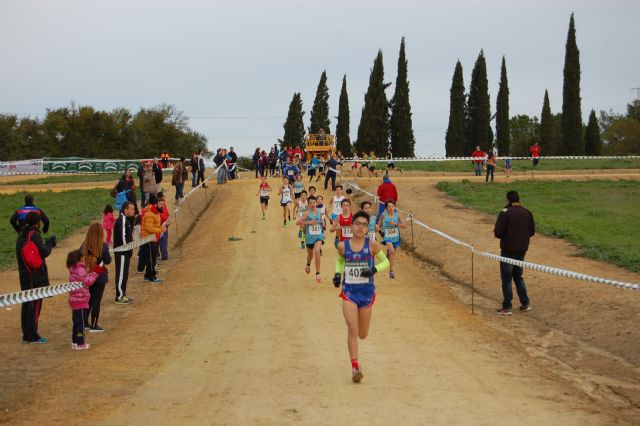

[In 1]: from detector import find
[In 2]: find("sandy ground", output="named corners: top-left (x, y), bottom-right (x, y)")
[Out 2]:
top-left (0, 174), bottom-right (638, 425)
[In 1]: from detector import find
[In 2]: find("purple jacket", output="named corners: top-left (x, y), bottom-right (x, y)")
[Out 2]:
top-left (68, 262), bottom-right (99, 311)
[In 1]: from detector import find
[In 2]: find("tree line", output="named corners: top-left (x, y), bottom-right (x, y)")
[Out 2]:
top-left (281, 37), bottom-right (416, 158)
top-left (446, 13), bottom-right (640, 157)
top-left (0, 103), bottom-right (209, 161)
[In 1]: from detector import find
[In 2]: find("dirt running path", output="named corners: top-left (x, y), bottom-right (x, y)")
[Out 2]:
top-left (0, 178), bottom-right (629, 425)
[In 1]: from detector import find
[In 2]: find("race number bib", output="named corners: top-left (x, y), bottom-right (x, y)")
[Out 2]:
top-left (384, 227), bottom-right (399, 239)
top-left (345, 263), bottom-right (370, 285)
top-left (308, 224), bottom-right (322, 236)
top-left (260, 189), bottom-right (269, 197)
top-left (368, 231), bottom-right (376, 240)
top-left (287, 170), bottom-right (294, 176)
top-left (341, 226), bottom-right (353, 238)
top-left (282, 191), bottom-right (291, 203)
top-left (333, 200), bottom-right (342, 212)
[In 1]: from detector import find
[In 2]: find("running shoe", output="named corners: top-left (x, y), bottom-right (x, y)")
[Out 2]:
top-left (262, 216), bottom-right (266, 220)
top-left (305, 264), bottom-right (311, 274)
top-left (352, 368), bottom-right (363, 383)
top-left (123, 296), bottom-right (134, 303)
top-left (144, 277), bottom-right (163, 283)
top-left (89, 325), bottom-right (105, 333)
top-left (519, 305), bottom-right (532, 312)
top-left (23, 337), bottom-right (48, 344)
top-left (315, 273), bottom-right (322, 284)
top-left (389, 270), bottom-right (395, 279)
top-left (496, 308), bottom-right (513, 315)
top-left (72, 343), bottom-right (91, 351)
top-left (114, 298), bottom-right (130, 305)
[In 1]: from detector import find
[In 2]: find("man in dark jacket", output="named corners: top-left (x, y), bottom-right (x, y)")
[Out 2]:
top-left (152, 158), bottom-right (163, 192)
top-left (10, 194), bottom-right (50, 234)
top-left (324, 153), bottom-right (340, 191)
top-left (113, 201), bottom-right (136, 304)
top-left (16, 212), bottom-right (56, 343)
top-left (493, 191), bottom-right (535, 315)
top-left (197, 150), bottom-right (207, 187)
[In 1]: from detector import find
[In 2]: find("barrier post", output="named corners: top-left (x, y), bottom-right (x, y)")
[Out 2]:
top-left (471, 245), bottom-right (475, 314)
top-left (186, 196), bottom-right (195, 218)
top-left (409, 210), bottom-right (414, 246)
top-left (174, 212), bottom-right (180, 240)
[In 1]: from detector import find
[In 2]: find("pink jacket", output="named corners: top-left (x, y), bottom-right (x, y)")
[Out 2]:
top-left (68, 262), bottom-right (99, 311)
top-left (103, 212), bottom-right (116, 231)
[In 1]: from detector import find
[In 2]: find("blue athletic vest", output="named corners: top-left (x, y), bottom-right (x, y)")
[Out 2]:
top-left (343, 237), bottom-right (374, 286)
top-left (305, 210), bottom-right (324, 244)
top-left (382, 211), bottom-right (400, 243)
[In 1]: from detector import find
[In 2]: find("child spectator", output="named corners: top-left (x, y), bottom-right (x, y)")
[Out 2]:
top-left (157, 193), bottom-right (170, 261)
top-left (102, 205), bottom-right (115, 245)
top-left (67, 249), bottom-right (106, 350)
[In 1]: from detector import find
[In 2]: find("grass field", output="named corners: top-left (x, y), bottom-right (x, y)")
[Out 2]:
top-left (436, 179), bottom-right (640, 272)
top-left (393, 158), bottom-right (640, 173)
top-left (0, 189), bottom-right (112, 270)
top-left (2, 174), bottom-right (121, 186)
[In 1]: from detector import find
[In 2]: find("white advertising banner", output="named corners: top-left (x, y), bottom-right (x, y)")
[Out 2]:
top-left (0, 159), bottom-right (44, 175)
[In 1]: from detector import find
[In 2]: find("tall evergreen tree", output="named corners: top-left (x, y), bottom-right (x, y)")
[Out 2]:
top-left (335, 75), bottom-right (352, 157)
top-left (281, 92), bottom-right (305, 149)
top-left (585, 109), bottom-right (602, 155)
top-left (466, 50), bottom-right (493, 154)
top-left (560, 13), bottom-right (584, 154)
top-left (309, 70), bottom-right (330, 134)
top-left (445, 61), bottom-right (466, 157)
top-left (539, 90), bottom-right (554, 155)
top-left (390, 37), bottom-right (415, 158)
top-left (356, 50), bottom-right (391, 157)
top-left (495, 56), bottom-right (510, 155)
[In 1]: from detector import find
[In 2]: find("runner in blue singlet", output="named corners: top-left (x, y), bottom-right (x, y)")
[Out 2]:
top-left (297, 195), bottom-right (324, 283)
top-left (377, 200), bottom-right (406, 279)
top-left (333, 210), bottom-right (389, 383)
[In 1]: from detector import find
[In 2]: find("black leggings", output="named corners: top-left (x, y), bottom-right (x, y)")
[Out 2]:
top-left (486, 165), bottom-right (495, 182)
top-left (85, 281), bottom-right (105, 327)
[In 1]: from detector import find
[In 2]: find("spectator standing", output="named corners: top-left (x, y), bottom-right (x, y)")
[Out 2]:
top-left (10, 194), bottom-right (50, 234)
top-left (66, 249), bottom-right (103, 350)
top-left (81, 223), bottom-right (111, 332)
top-left (228, 147), bottom-right (238, 180)
top-left (279, 147), bottom-right (289, 176)
top-left (16, 212), bottom-right (56, 343)
top-left (190, 152), bottom-right (199, 187)
top-left (471, 145), bottom-right (486, 176)
top-left (157, 193), bottom-right (170, 261)
top-left (140, 194), bottom-right (166, 283)
top-left (102, 205), bottom-right (115, 245)
top-left (152, 158), bottom-right (163, 193)
top-left (171, 157), bottom-right (188, 202)
top-left (252, 148), bottom-right (261, 178)
top-left (268, 148), bottom-right (278, 177)
top-left (485, 151), bottom-right (501, 183)
top-left (214, 149), bottom-right (225, 184)
top-left (530, 142), bottom-right (541, 167)
top-left (324, 153), bottom-right (340, 191)
top-left (141, 162), bottom-right (156, 207)
top-left (113, 201), bottom-right (135, 304)
top-left (375, 176), bottom-right (398, 223)
top-left (197, 150), bottom-right (207, 187)
top-left (494, 191), bottom-right (535, 315)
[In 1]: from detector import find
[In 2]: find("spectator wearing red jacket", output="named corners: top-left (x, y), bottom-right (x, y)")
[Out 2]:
top-left (530, 142), bottom-right (541, 167)
top-left (471, 146), bottom-right (486, 176)
top-left (375, 176), bottom-right (398, 223)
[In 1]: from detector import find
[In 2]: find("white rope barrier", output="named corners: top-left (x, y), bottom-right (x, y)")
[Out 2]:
top-left (342, 155), bottom-right (640, 162)
top-left (333, 168), bottom-right (640, 291)
top-left (0, 282), bottom-right (85, 308)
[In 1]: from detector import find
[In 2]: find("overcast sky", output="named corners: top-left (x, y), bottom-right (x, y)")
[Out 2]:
top-left (1, 0), bottom-right (638, 157)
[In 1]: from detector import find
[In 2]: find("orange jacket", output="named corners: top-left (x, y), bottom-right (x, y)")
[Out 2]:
top-left (141, 205), bottom-right (163, 241)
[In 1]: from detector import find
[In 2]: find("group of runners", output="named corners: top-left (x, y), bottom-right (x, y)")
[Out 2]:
top-left (256, 166), bottom-right (409, 383)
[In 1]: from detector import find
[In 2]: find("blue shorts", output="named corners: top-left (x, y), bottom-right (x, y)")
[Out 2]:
top-left (340, 284), bottom-right (376, 310)
top-left (383, 240), bottom-right (400, 249)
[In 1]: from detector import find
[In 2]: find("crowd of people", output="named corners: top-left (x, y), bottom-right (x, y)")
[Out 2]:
top-left (9, 146), bottom-right (536, 384)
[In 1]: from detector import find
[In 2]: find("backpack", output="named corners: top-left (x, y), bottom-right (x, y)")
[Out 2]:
top-left (21, 231), bottom-right (43, 271)
top-left (115, 189), bottom-right (130, 210)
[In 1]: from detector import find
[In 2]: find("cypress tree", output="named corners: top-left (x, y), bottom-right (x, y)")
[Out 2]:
top-left (560, 13), bottom-right (584, 154)
top-left (585, 109), bottom-right (602, 155)
top-left (309, 70), bottom-right (330, 134)
top-left (335, 75), bottom-right (352, 157)
top-left (390, 37), bottom-right (415, 158)
top-left (281, 92), bottom-right (305, 149)
top-left (445, 61), bottom-right (466, 157)
top-left (495, 56), bottom-right (510, 155)
top-left (539, 90), bottom-right (554, 155)
top-left (356, 50), bottom-right (391, 157)
top-left (466, 50), bottom-right (493, 154)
